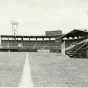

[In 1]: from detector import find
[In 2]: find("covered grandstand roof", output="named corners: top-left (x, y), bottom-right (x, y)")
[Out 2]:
top-left (62, 29), bottom-right (88, 38)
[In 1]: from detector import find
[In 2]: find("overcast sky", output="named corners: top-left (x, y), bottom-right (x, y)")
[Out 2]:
top-left (0, 0), bottom-right (88, 35)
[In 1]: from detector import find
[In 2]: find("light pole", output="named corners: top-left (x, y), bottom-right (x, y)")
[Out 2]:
top-left (10, 20), bottom-right (19, 49)
top-left (11, 21), bottom-right (19, 36)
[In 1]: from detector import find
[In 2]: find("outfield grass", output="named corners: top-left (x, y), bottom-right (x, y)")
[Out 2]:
top-left (29, 52), bottom-right (88, 87)
top-left (0, 52), bottom-right (88, 87)
top-left (0, 52), bottom-right (25, 87)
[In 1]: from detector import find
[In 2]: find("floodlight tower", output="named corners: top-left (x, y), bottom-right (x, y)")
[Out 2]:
top-left (11, 20), bottom-right (19, 36)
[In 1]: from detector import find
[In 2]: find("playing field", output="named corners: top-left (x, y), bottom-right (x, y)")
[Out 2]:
top-left (0, 52), bottom-right (88, 87)
top-left (29, 52), bottom-right (88, 87)
top-left (0, 52), bottom-right (26, 87)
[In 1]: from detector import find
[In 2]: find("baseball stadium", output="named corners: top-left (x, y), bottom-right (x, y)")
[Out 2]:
top-left (0, 27), bottom-right (88, 87)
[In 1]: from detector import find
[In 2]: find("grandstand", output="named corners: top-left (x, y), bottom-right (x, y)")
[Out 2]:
top-left (1, 29), bottom-right (88, 58)
top-left (62, 29), bottom-right (88, 58)
top-left (0, 30), bottom-right (62, 53)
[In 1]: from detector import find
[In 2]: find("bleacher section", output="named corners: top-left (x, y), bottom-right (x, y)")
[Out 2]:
top-left (66, 38), bottom-right (88, 58)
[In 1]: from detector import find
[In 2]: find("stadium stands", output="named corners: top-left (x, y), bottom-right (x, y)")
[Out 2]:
top-left (0, 30), bottom-right (62, 53)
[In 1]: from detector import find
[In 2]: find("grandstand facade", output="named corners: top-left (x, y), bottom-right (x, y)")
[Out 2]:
top-left (0, 30), bottom-right (62, 52)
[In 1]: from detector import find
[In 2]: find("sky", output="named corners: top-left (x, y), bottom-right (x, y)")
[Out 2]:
top-left (0, 0), bottom-right (88, 35)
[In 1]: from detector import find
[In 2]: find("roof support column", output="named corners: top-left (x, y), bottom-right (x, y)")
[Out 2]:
top-left (36, 37), bottom-right (37, 40)
top-left (0, 36), bottom-right (2, 46)
top-left (61, 39), bottom-right (66, 55)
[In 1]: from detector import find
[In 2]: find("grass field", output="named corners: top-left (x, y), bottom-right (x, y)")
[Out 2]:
top-left (29, 52), bottom-right (88, 87)
top-left (0, 52), bottom-right (88, 87)
top-left (0, 52), bottom-right (26, 87)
